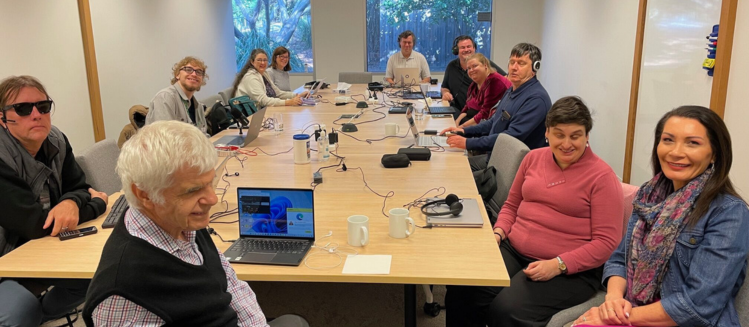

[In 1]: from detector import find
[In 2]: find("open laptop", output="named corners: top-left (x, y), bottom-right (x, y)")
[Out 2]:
top-left (224, 187), bottom-right (315, 266)
top-left (405, 106), bottom-right (448, 148)
top-left (212, 108), bottom-right (267, 147)
top-left (392, 67), bottom-right (420, 87)
top-left (306, 78), bottom-right (326, 98)
top-left (425, 198), bottom-right (484, 228)
top-left (422, 97), bottom-right (457, 115)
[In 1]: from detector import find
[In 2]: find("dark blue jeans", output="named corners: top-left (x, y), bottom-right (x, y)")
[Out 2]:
top-left (0, 278), bottom-right (89, 327)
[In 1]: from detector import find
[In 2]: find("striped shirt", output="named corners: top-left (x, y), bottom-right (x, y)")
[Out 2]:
top-left (384, 50), bottom-right (431, 81)
top-left (90, 208), bottom-right (269, 327)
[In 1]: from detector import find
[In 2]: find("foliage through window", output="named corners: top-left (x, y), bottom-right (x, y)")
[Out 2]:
top-left (366, 0), bottom-right (492, 73)
top-left (233, 0), bottom-right (313, 73)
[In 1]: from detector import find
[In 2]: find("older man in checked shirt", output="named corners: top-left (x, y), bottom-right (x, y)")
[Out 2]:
top-left (82, 121), bottom-right (307, 327)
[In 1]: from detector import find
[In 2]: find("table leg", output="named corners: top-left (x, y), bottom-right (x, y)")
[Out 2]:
top-left (405, 284), bottom-right (416, 327)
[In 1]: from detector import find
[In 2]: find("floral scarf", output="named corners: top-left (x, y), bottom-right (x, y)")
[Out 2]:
top-left (625, 168), bottom-right (712, 306)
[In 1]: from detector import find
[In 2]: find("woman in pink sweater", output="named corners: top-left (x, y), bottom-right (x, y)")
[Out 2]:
top-left (446, 96), bottom-right (624, 327)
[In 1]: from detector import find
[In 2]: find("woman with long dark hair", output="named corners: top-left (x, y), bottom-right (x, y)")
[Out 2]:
top-left (231, 48), bottom-right (307, 107)
top-left (574, 106), bottom-right (749, 326)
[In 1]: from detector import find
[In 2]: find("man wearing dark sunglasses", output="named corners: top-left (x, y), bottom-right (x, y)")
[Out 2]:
top-left (0, 75), bottom-right (109, 326)
top-left (146, 56), bottom-right (210, 134)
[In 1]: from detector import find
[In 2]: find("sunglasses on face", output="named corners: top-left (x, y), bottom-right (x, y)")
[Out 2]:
top-left (180, 66), bottom-right (206, 77)
top-left (2, 100), bottom-right (54, 116)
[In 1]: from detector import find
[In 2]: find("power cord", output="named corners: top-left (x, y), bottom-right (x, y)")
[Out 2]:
top-left (335, 164), bottom-right (394, 217)
top-left (304, 231), bottom-right (359, 270)
top-left (206, 227), bottom-right (236, 243)
top-left (403, 187), bottom-right (447, 228)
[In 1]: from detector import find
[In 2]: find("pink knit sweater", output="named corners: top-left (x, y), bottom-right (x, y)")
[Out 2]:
top-left (495, 147), bottom-right (623, 274)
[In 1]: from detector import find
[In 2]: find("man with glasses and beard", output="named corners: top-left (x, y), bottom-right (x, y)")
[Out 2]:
top-left (0, 75), bottom-right (109, 326)
top-left (146, 56), bottom-right (210, 134)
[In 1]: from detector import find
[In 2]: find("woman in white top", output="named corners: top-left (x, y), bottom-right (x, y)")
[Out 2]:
top-left (231, 49), bottom-right (307, 107)
top-left (268, 46), bottom-right (292, 91)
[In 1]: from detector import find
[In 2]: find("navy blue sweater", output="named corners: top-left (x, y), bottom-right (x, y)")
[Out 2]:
top-left (463, 76), bottom-right (551, 159)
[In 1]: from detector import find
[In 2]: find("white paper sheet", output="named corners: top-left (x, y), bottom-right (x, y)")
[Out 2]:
top-left (342, 255), bottom-right (392, 275)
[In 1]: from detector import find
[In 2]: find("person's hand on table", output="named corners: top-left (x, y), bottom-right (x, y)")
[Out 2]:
top-left (523, 259), bottom-right (560, 282)
top-left (445, 135), bottom-right (467, 149)
top-left (89, 188), bottom-right (109, 205)
top-left (573, 307), bottom-right (606, 326)
top-left (285, 96), bottom-right (303, 106)
top-left (597, 296), bottom-right (632, 326)
top-left (439, 126), bottom-right (464, 136)
top-left (442, 91), bottom-right (454, 102)
top-left (44, 199), bottom-right (80, 236)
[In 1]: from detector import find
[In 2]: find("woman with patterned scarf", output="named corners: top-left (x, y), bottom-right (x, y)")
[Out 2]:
top-left (574, 106), bottom-right (749, 326)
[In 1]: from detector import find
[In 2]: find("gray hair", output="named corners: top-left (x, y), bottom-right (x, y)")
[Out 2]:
top-left (117, 121), bottom-right (217, 209)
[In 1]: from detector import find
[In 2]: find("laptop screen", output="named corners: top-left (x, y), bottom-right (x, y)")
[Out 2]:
top-left (237, 188), bottom-right (315, 239)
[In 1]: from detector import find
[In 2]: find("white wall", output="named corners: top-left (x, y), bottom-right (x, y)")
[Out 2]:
top-left (724, 0), bottom-right (749, 198)
top-left (0, 0), bottom-right (95, 151)
top-left (539, 0), bottom-right (639, 178)
top-left (89, 0), bottom-right (237, 141)
top-left (629, 0), bottom-right (721, 185)
top-left (492, 0), bottom-right (544, 65)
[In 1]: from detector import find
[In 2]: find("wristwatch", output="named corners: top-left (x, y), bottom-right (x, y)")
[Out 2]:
top-left (556, 256), bottom-right (568, 274)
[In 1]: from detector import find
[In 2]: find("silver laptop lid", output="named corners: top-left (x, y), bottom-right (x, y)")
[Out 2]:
top-left (212, 155), bottom-right (231, 189)
top-left (404, 106), bottom-right (420, 142)
top-left (426, 198), bottom-right (484, 227)
top-left (242, 108), bottom-right (267, 147)
top-left (393, 67), bottom-right (420, 86)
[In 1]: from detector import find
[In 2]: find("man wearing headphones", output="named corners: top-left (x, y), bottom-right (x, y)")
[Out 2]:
top-left (384, 30), bottom-right (431, 86)
top-left (441, 43), bottom-right (551, 171)
top-left (441, 35), bottom-right (507, 116)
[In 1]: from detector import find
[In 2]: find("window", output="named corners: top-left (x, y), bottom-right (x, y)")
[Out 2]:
top-left (232, 0), bottom-right (313, 73)
top-left (366, 0), bottom-right (492, 72)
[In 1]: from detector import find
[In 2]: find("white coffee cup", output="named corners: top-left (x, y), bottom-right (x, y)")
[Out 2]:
top-left (385, 123), bottom-right (400, 136)
top-left (347, 215), bottom-right (369, 247)
top-left (388, 208), bottom-right (415, 239)
top-left (420, 83), bottom-right (430, 96)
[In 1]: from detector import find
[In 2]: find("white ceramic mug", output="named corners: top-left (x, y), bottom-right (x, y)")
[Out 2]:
top-left (388, 208), bottom-right (415, 239)
top-left (347, 215), bottom-right (369, 247)
top-left (385, 123), bottom-right (400, 136)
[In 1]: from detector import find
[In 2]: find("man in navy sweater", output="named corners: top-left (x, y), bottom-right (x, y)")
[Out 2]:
top-left (441, 43), bottom-right (551, 171)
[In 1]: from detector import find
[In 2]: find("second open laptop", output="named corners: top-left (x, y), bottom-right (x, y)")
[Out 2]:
top-left (213, 107), bottom-right (267, 147)
top-left (224, 187), bottom-right (315, 266)
top-left (405, 106), bottom-right (448, 148)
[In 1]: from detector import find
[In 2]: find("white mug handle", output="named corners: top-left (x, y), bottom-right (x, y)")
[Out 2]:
top-left (405, 217), bottom-right (415, 236)
top-left (360, 226), bottom-right (369, 246)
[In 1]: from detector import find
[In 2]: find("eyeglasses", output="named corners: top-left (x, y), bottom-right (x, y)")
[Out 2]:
top-left (255, 58), bottom-right (269, 63)
top-left (180, 66), bottom-right (205, 77)
top-left (2, 100), bottom-right (54, 116)
top-left (277, 55), bottom-right (289, 60)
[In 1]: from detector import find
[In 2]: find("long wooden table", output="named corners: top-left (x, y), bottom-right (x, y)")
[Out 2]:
top-left (0, 85), bottom-right (509, 326)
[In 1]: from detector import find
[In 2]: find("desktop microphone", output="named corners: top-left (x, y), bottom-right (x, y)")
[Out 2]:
top-left (230, 107), bottom-right (249, 127)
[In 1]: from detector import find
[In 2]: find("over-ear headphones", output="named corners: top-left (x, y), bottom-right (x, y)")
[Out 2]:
top-left (532, 60), bottom-right (541, 72)
top-left (452, 36), bottom-right (477, 56)
top-left (421, 194), bottom-right (463, 217)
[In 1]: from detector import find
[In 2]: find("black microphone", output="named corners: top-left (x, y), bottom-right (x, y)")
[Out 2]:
top-left (230, 107), bottom-right (249, 127)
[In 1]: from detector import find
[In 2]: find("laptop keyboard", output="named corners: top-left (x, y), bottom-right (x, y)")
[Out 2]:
top-left (428, 106), bottom-right (456, 114)
top-left (418, 135), bottom-right (448, 147)
top-left (228, 239), bottom-right (309, 254)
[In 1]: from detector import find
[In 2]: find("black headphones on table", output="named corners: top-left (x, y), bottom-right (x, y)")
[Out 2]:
top-left (420, 194), bottom-right (463, 217)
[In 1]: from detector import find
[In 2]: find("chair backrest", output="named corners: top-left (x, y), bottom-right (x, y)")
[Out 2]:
top-left (218, 86), bottom-right (234, 105)
top-left (485, 134), bottom-right (530, 219)
top-left (620, 182), bottom-right (639, 236)
top-left (200, 94), bottom-right (224, 115)
top-left (75, 139), bottom-right (122, 195)
top-left (338, 72), bottom-right (373, 84)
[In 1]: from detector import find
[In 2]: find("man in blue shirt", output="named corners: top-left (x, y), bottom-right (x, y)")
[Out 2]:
top-left (441, 43), bottom-right (551, 171)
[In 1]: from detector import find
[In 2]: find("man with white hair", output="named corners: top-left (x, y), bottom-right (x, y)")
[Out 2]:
top-left (83, 121), bottom-right (307, 327)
